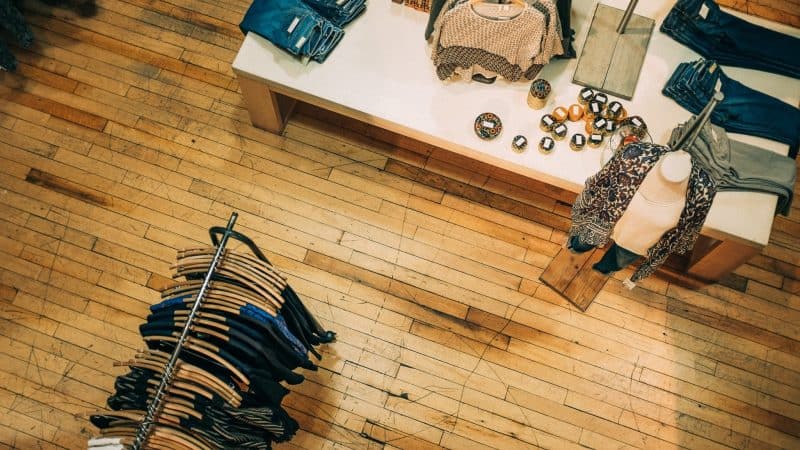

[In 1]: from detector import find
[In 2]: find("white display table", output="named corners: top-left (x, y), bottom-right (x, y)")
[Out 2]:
top-left (231, 0), bottom-right (800, 281)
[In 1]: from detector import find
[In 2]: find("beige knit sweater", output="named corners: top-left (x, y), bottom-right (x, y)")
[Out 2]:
top-left (431, 1), bottom-right (547, 80)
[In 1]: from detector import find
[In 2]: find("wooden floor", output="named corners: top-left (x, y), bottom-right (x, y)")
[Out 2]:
top-left (1, 1), bottom-right (799, 449)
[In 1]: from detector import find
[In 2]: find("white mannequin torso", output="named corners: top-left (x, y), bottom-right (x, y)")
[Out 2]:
top-left (612, 151), bottom-right (691, 255)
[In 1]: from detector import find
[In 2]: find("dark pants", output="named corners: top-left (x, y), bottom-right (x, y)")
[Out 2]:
top-left (662, 59), bottom-right (800, 158)
top-left (661, 0), bottom-right (800, 78)
top-left (567, 236), bottom-right (640, 274)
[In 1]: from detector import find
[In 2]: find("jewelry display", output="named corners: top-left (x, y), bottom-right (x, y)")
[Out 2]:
top-left (592, 92), bottom-right (608, 106)
top-left (604, 101), bottom-right (624, 120)
top-left (540, 114), bottom-right (557, 132)
top-left (603, 119), bottom-right (616, 135)
top-left (527, 79), bottom-right (551, 110)
top-left (588, 132), bottom-right (604, 147)
top-left (568, 104), bottom-right (584, 121)
top-left (474, 112), bottom-right (503, 140)
top-left (539, 136), bottom-right (556, 154)
top-left (586, 100), bottom-right (603, 118)
top-left (570, 133), bottom-right (586, 151)
top-left (578, 87), bottom-right (594, 105)
top-left (552, 123), bottom-right (568, 140)
top-left (552, 106), bottom-right (569, 122)
top-left (511, 135), bottom-right (528, 152)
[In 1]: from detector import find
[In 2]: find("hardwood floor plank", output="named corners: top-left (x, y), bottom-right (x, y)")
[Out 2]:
top-left (2, 2), bottom-right (799, 448)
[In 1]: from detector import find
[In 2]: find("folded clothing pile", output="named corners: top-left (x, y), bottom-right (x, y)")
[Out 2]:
top-left (240, 0), bottom-right (366, 63)
top-left (662, 58), bottom-right (800, 158)
top-left (428, 0), bottom-right (565, 82)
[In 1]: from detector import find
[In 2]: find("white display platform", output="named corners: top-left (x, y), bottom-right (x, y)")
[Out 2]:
top-left (232, 0), bottom-right (800, 279)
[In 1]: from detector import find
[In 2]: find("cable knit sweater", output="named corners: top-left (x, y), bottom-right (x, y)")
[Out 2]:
top-left (431, 0), bottom-right (546, 81)
top-left (569, 142), bottom-right (718, 282)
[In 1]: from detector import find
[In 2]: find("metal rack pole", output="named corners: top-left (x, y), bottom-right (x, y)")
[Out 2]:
top-left (671, 90), bottom-right (725, 152)
top-left (616, 0), bottom-right (639, 34)
top-left (131, 212), bottom-right (239, 450)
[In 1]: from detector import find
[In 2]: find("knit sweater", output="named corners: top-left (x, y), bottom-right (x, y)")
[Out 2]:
top-left (431, 0), bottom-right (546, 81)
top-left (569, 142), bottom-right (718, 282)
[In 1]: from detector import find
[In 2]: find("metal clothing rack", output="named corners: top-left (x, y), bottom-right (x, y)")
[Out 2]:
top-left (671, 90), bottom-right (725, 152)
top-left (131, 212), bottom-right (239, 450)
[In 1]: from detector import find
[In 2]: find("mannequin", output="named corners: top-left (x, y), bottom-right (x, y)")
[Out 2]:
top-left (611, 150), bottom-right (691, 254)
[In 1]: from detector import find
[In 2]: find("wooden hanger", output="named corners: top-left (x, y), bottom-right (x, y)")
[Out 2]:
top-left (172, 263), bottom-right (282, 310)
top-left (178, 248), bottom-right (288, 291)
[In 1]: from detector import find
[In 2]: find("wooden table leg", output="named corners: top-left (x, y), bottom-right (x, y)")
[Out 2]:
top-left (686, 239), bottom-right (761, 282)
top-left (237, 76), bottom-right (296, 134)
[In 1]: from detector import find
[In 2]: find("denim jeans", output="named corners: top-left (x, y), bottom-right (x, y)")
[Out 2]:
top-left (593, 244), bottom-right (640, 274)
top-left (663, 59), bottom-right (800, 157)
top-left (661, 0), bottom-right (800, 78)
top-left (303, 0), bottom-right (366, 27)
top-left (669, 121), bottom-right (796, 215)
top-left (240, 0), bottom-right (345, 63)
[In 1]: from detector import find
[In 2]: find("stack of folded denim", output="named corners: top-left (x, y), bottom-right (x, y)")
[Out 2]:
top-left (240, 0), bottom-right (366, 63)
top-left (669, 121), bottom-right (796, 216)
top-left (661, 0), bottom-right (799, 79)
top-left (662, 58), bottom-right (800, 158)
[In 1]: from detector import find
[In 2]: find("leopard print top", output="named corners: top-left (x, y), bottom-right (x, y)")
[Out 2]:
top-left (569, 142), bottom-right (717, 282)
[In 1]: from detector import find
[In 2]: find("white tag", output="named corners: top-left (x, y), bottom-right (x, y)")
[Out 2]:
top-left (555, 124), bottom-right (567, 133)
top-left (699, 4), bottom-right (709, 19)
top-left (336, 0), bottom-right (346, 4)
top-left (482, 121), bottom-right (494, 128)
top-left (714, 78), bottom-right (722, 92)
top-left (543, 117), bottom-right (554, 125)
top-left (295, 36), bottom-right (307, 49)
top-left (576, 135), bottom-right (584, 144)
top-left (287, 17), bottom-right (300, 33)
top-left (515, 137), bottom-right (525, 146)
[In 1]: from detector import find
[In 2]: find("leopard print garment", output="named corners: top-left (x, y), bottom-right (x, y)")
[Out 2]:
top-left (569, 142), bottom-right (718, 282)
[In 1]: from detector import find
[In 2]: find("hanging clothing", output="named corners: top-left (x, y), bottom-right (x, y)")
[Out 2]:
top-left (569, 142), bottom-right (718, 282)
top-left (90, 228), bottom-right (335, 450)
top-left (429, 0), bottom-right (564, 81)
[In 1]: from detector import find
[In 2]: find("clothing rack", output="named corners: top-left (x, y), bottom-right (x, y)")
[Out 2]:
top-left (671, 90), bottom-right (725, 152)
top-left (131, 212), bottom-right (239, 450)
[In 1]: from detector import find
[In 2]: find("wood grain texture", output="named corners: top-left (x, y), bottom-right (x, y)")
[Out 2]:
top-left (0, 1), bottom-right (799, 449)
top-left (717, 0), bottom-right (800, 27)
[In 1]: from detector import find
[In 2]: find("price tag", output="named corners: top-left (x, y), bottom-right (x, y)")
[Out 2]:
top-left (699, 4), bottom-right (709, 19)
top-left (482, 121), bottom-right (495, 128)
top-left (287, 17), bottom-right (300, 33)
